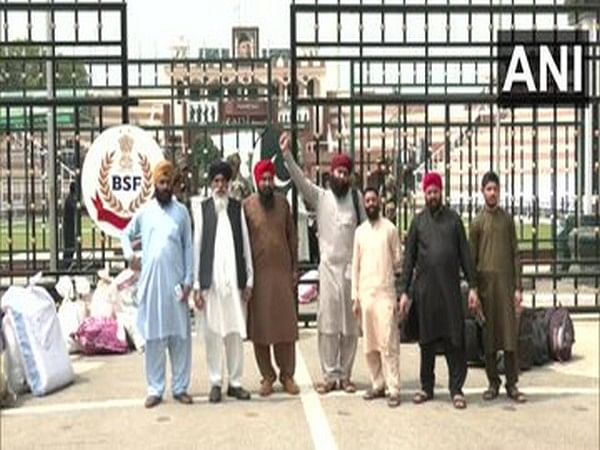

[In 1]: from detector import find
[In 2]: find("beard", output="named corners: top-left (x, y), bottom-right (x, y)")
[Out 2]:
top-left (155, 189), bottom-right (172, 206)
top-left (330, 177), bottom-right (350, 198)
top-left (213, 192), bottom-right (228, 212)
top-left (259, 187), bottom-right (275, 209)
top-left (366, 205), bottom-right (380, 221)
top-left (485, 197), bottom-right (498, 209)
top-left (426, 197), bottom-right (441, 212)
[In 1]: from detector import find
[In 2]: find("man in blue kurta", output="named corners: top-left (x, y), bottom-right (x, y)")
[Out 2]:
top-left (121, 160), bottom-right (194, 408)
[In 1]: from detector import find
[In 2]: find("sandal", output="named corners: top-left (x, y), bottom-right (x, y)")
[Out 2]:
top-left (452, 394), bottom-right (467, 409)
top-left (340, 379), bottom-right (357, 394)
top-left (482, 384), bottom-right (500, 401)
top-left (412, 390), bottom-right (433, 404)
top-left (363, 388), bottom-right (386, 401)
top-left (315, 381), bottom-right (336, 395)
top-left (507, 387), bottom-right (527, 403)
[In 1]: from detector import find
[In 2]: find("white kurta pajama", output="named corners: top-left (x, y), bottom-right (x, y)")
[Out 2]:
top-left (283, 152), bottom-right (365, 383)
top-left (192, 195), bottom-right (253, 388)
top-left (121, 198), bottom-right (193, 398)
top-left (352, 217), bottom-right (402, 395)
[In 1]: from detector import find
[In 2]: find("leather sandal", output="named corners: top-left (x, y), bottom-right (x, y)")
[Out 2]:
top-left (482, 384), bottom-right (500, 401)
top-left (363, 388), bottom-right (386, 400)
top-left (452, 394), bottom-right (467, 410)
top-left (507, 387), bottom-right (527, 403)
top-left (412, 390), bottom-right (432, 404)
top-left (315, 381), bottom-right (336, 395)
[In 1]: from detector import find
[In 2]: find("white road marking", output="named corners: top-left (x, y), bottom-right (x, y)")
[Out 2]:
top-left (295, 346), bottom-right (338, 450)
top-left (321, 386), bottom-right (599, 398)
top-left (0, 386), bottom-right (596, 418)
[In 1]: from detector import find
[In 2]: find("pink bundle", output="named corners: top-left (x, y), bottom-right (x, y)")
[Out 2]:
top-left (73, 317), bottom-right (128, 355)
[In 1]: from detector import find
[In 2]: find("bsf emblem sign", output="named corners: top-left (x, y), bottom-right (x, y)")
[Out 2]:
top-left (82, 125), bottom-right (164, 237)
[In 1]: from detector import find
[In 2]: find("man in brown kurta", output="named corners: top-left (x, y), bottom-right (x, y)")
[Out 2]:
top-left (243, 159), bottom-right (300, 396)
top-left (469, 171), bottom-right (526, 403)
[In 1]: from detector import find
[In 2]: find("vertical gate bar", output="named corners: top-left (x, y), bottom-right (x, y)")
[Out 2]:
top-left (489, 0), bottom-right (494, 171)
top-left (468, 105), bottom-right (473, 223)
top-left (74, 106), bottom-right (82, 267)
top-left (46, 5), bottom-right (58, 272)
top-left (7, 108), bottom-right (14, 283)
top-left (552, 104), bottom-right (558, 307)
top-left (120, 3), bottom-right (129, 124)
top-left (29, 107), bottom-right (37, 270)
top-left (445, 105), bottom-right (450, 210)
top-left (425, 0), bottom-right (429, 173)
top-left (291, 1), bottom-right (299, 316)
top-left (532, 106), bottom-right (539, 309)
top-left (593, 8), bottom-right (600, 307)
top-left (24, 108), bottom-right (30, 270)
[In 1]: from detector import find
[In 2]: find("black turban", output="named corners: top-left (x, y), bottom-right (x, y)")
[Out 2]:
top-left (208, 160), bottom-right (233, 181)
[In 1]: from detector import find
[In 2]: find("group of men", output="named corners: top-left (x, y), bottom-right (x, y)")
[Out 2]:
top-left (122, 132), bottom-right (526, 410)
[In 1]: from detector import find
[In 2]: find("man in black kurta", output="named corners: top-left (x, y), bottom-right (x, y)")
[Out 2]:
top-left (399, 172), bottom-right (479, 409)
top-left (470, 171), bottom-right (526, 403)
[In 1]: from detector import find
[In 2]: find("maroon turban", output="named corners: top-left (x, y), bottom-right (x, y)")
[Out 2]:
top-left (331, 153), bottom-right (353, 172)
top-left (253, 159), bottom-right (275, 186)
top-left (422, 171), bottom-right (443, 192)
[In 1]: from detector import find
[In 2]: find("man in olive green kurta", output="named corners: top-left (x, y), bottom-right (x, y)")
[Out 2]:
top-left (469, 171), bottom-right (526, 403)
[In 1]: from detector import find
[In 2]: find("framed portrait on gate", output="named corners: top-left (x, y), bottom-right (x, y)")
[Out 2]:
top-left (232, 27), bottom-right (259, 59)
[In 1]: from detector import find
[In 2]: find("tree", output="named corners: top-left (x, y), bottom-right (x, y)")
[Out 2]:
top-left (193, 134), bottom-right (221, 189)
top-left (0, 43), bottom-right (89, 91)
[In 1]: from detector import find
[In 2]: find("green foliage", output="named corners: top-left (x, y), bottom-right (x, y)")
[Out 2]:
top-left (0, 43), bottom-right (89, 90)
top-left (193, 135), bottom-right (221, 188)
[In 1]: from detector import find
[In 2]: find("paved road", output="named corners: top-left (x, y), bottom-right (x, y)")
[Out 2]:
top-left (1, 316), bottom-right (598, 450)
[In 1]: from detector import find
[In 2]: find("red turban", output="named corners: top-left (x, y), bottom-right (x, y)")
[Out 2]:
top-left (422, 171), bottom-right (443, 192)
top-left (331, 153), bottom-right (353, 172)
top-left (253, 159), bottom-right (275, 186)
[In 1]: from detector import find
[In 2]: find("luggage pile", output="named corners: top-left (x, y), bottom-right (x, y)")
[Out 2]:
top-left (465, 306), bottom-right (576, 370)
top-left (56, 268), bottom-right (143, 355)
top-left (0, 276), bottom-right (75, 403)
top-left (0, 269), bottom-right (144, 407)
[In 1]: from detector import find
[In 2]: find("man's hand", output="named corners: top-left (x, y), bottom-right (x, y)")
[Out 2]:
top-left (399, 293), bottom-right (410, 320)
top-left (352, 299), bottom-right (361, 320)
top-left (181, 285), bottom-right (191, 303)
top-left (129, 255), bottom-right (141, 272)
top-left (467, 289), bottom-right (480, 314)
top-left (243, 287), bottom-right (252, 303)
top-left (279, 133), bottom-right (290, 155)
top-left (514, 289), bottom-right (524, 315)
top-left (193, 291), bottom-right (205, 310)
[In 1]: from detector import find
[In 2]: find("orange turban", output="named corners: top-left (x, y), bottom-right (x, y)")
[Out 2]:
top-left (253, 159), bottom-right (275, 186)
top-left (153, 160), bottom-right (175, 184)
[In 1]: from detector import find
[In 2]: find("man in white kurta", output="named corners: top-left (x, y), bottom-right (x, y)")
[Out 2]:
top-left (121, 160), bottom-right (194, 409)
top-left (280, 134), bottom-right (365, 394)
top-left (351, 187), bottom-right (403, 407)
top-left (192, 161), bottom-right (253, 403)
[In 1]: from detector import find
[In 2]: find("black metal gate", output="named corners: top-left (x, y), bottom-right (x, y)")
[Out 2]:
top-left (290, 0), bottom-right (600, 313)
top-left (0, 1), bottom-right (274, 289)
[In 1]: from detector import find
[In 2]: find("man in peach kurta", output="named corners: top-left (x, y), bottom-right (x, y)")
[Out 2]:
top-left (351, 187), bottom-right (403, 407)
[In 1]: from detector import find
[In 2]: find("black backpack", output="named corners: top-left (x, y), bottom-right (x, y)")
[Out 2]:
top-left (351, 188), bottom-right (363, 226)
top-left (530, 309), bottom-right (551, 366)
top-left (464, 317), bottom-right (485, 366)
top-left (515, 310), bottom-right (535, 371)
